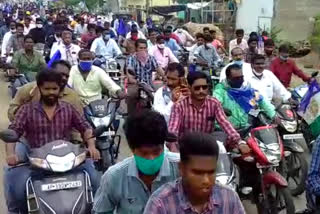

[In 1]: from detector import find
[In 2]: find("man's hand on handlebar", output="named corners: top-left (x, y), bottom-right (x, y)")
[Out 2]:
top-left (238, 140), bottom-right (251, 155)
top-left (88, 145), bottom-right (101, 161)
top-left (6, 154), bottom-right (19, 166)
top-left (116, 90), bottom-right (127, 99)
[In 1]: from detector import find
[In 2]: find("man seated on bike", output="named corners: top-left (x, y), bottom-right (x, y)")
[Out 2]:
top-left (153, 62), bottom-right (189, 124)
top-left (188, 33), bottom-right (205, 63)
top-left (144, 132), bottom-right (245, 214)
top-left (248, 54), bottom-right (292, 103)
top-left (126, 39), bottom-right (165, 116)
top-left (93, 109), bottom-right (180, 214)
top-left (6, 23), bottom-right (24, 55)
top-left (28, 18), bottom-right (46, 45)
top-left (148, 35), bottom-right (179, 70)
top-left (270, 44), bottom-right (311, 88)
top-left (122, 28), bottom-right (139, 55)
top-left (168, 71), bottom-right (250, 154)
top-left (68, 49), bottom-right (125, 105)
top-left (90, 27), bottom-right (122, 62)
top-left (213, 63), bottom-right (276, 130)
top-left (4, 69), bottom-right (100, 214)
top-left (163, 28), bottom-right (181, 56)
top-left (81, 23), bottom-right (97, 49)
top-left (193, 34), bottom-right (222, 72)
top-left (1, 21), bottom-right (16, 58)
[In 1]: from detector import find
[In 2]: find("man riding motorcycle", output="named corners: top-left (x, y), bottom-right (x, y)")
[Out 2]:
top-left (68, 49), bottom-right (125, 105)
top-left (4, 69), bottom-right (100, 214)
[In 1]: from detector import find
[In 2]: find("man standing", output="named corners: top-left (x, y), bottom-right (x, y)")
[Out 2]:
top-left (148, 35), bottom-right (179, 70)
top-left (68, 49), bottom-right (124, 105)
top-left (93, 110), bottom-right (180, 214)
top-left (126, 39), bottom-right (165, 115)
top-left (50, 30), bottom-right (81, 66)
top-left (229, 29), bottom-right (248, 57)
top-left (144, 132), bottom-right (245, 214)
top-left (270, 44), bottom-right (311, 88)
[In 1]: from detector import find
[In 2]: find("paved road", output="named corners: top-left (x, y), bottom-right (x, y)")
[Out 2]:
top-left (0, 72), bottom-right (309, 213)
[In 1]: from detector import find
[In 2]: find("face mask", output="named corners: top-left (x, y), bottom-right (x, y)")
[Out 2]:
top-left (228, 79), bottom-right (244, 89)
top-left (253, 69), bottom-right (263, 77)
top-left (280, 55), bottom-right (288, 61)
top-left (157, 44), bottom-right (165, 49)
top-left (177, 29), bottom-right (182, 33)
top-left (10, 29), bottom-right (16, 33)
top-left (37, 24), bottom-right (43, 28)
top-left (131, 35), bottom-right (138, 41)
top-left (136, 50), bottom-right (148, 65)
top-left (104, 34), bottom-right (110, 41)
top-left (48, 22), bottom-right (53, 25)
top-left (134, 152), bottom-right (164, 175)
top-left (233, 60), bottom-right (243, 67)
top-left (79, 60), bottom-right (93, 72)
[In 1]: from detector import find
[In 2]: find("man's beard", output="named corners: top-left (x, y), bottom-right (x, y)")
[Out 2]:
top-left (41, 95), bottom-right (59, 106)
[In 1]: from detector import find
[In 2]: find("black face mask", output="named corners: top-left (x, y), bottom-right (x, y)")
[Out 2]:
top-left (228, 79), bottom-right (244, 89)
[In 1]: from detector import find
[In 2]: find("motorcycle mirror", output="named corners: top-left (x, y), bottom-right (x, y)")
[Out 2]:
top-left (166, 132), bottom-right (178, 143)
top-left (312, 71), bottom-right (319, 78)
top-left (94, 125), bottom-right (108, 137)
top-left (0, 129), bottom-right (19, 142)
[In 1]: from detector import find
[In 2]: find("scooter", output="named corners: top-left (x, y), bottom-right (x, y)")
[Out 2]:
top-left (0, 130), bottom-right (93, 214)
top-left (84, 98), bottom-right (121, 172)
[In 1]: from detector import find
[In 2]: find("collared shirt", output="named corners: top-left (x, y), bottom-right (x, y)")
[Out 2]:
top-left (244, 48), bottom-right (258, 63)
top-left (8, 101), bottom-right (91, 148)
top-left (12, 49), bottom-right (46, 74)
top-left (144, 178), bottom-right (245, 214)
top-left (153, 86), bottom-right (174, 124)
top-left (149, 46), bottom-right (178, 69)
top-left (50, 42), bottom-right (81, 66)
top-left (74, 23), bottom-right (88, 36)
top-left (249, 69), bottom-right (291, 102)
top-left (147, 39), bottom-right (156, 52)
top-left (165, 38), bottom-right (181, 55)
top-left (307, 136), bottom-right (320, 196)
top-left (168, 96), bottom-right (241, 148)
top-left (6, 34), bottom-right (24, 53)
top-left (122, 38), bottom-right (136, 55)
top-left (90, 37), bottom-right (122, 60)
top-left (174, 29), bottom-right (194, 46)
top-left (127, 54), bottom-right (159, 85)
top-left (68, 65), bottom-right (121, 105)
top-left (194, 44), bottom-right (221, 67)
top-left (81, 33), bottom-right (97, 49)
top-left (219, 62), bottom-right (253, 82)
top-left (270, 57), bottom-right (311, 88)
top-left (126, 31), bottom-right (146, 39)
top-left (229, 39), bottom-right (248, 58)
top-left (93, 152), bottom-right (180, 214)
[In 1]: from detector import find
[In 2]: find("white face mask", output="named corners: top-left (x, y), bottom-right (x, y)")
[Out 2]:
top-left (157, 44), bottom-right (165, 49)
top-left (10, 29), bottom-right (16, 33)
top-left (177, 29), bottom-right (182, 33)
top-left (37, 24), bottom-right (43, 28)
top-left (253, 69), bottom-right (263, 77)
top-left (48, 22), bottom-right (53, 25)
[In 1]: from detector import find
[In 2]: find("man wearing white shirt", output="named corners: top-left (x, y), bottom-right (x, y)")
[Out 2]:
top-left (126, 30), bottom-right (146, 40)
top-left (23, 17), bottom-right (34, 35)
top-left (74, 18), bottom-right (88, 37)
top-left (153, 63), bottom-right (188, 124)
top-left (228, 29), bottom-right (248, 59)
top-left (174, 27), bottom-right (194, 47)
top-left (249, 54), bottom-right (291, 103)
top-left (219, 47), bottom-right (252, 82)
top-left (68, 49), bottom-right (125, 105)
top-left (188, 33), bottom-right (205, 63)
top-left (1, 21), bottom-right (15, 57)
top-left (50, 30), bottom-right (81, 66)
top-left (90, 29), bottom-right (122, 60)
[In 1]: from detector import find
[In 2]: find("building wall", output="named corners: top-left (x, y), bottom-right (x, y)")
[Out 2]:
top-left (272, 0), bottom-right (320, 42)
top-left (236, 0), bottom-right (274, 35)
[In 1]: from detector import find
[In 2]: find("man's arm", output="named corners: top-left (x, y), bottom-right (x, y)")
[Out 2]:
top-left (98, 68), bottom-right (122, 97)
top-left (153, 88), bottom-right (174, 121)
top-left (168, 48), bottom-right (179, 63)
top-left (67, 68), bottom-right (75, 88)
top-left (90, 38), bottom-right (98, 53)
top-left (112, 40), bottom-right (122, 56)
top-left (126, 56), bottom-right (137, 84)
top-left (258, 97), bottom-right (276, 119)
top-left (6, 36), bottom-right (13, 55)
top-left (168, 103), bottom-right (182, 138)
top-left (143, 196), bottom-right (166, 214)
top-left (292, 61), bottom-right (311, 82)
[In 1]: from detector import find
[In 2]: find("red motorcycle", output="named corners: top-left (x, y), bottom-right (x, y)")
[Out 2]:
top-left (237, 115), bottom-right (295, 214)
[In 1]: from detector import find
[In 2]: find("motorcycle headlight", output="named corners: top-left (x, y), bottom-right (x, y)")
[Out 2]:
top-left (74, 152), bottom-right (87, 167)
top-left (281, 119), bottom-right (297, 133)
top-left (91, 116), bottom-right (111, 128)
top-left (29, 157), bottom-right (50, 170)
top-left (108, 61), bottom-right (117, 70)
top-left (263, 143), bottom-right (281, 164)
top-left (46, 153), bottom-right (76, 172)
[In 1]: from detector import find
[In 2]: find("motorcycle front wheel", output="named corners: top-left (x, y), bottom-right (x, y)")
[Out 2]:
top-left (257, 185), bottom-right (295, 214)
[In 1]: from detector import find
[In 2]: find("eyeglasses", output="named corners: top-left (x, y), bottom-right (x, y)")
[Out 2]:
top-left (193, 85), bottom-right (208, 91)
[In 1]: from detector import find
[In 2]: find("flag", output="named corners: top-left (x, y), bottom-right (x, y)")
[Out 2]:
top-left (47, 49), bottom-right (61, 68)
top-left (117, 18), bottom-right (126, 36)
top-left (298, 80), bottom-right (320, 137)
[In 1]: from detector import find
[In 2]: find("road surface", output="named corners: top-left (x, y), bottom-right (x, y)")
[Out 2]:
top-left (0, 72), bottom-right (309, 213)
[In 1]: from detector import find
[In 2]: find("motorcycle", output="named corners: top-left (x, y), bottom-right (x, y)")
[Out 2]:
top-left (93, 55), bottom-right (123, 86)
top-left (136, 82), bottom-right (155, 111)
top-left (0, 130), bottom-right (93, 214)
top-left (84, 98), bottom-right (121, 172)
top-left (236, 113), bottom-right (295, 214)
top-left (177, 47), bottom-right (189, 66)
top-left (275, 103), bottom-right (308, 196)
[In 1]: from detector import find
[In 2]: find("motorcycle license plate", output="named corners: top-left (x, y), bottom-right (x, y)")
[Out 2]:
top-left (100, 130), bottom-right (115, 137)
top-left (41, 181), bottom-right (82, 191)
top-left (283, 133), bottom-right (304, 140)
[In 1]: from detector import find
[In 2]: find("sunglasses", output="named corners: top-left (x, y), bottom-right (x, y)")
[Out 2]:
top-left (193, 85), bottom-right (209, 91)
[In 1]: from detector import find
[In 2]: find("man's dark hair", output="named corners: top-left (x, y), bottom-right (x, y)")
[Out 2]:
top-left (203, 27), bottom-right (210, 32)
top-left (249, 32), bottom-right (258, 38)
top-left (36, 68), bottom-right (63, 87)
top-left (36, 18), bottom-right (43, 23)
top-left (24, 35), bottom-right (34, 42)
top-left (16, 23), bottom-right (24, 29)
top-left (51, 60), bottom-right (71, 70)
top-left (124, 109), bottom-right (168, 149)
top-left (264, 39), bottom-right (274, 47)
top-left (251, 54), bottom-right (266, 64)
top-left (279, 44), bottom-right (290, 53)
top-left (226, 64), bottom-right (242, 78)
top-left (131, 28), bottom-right (138, 34)
top-left (235, 29), bottom-right (244, 35)
top-left (135, 39), bottom-right (147, 48)
top-left (167, 62), bottom-right (185, 77)
top-left (96, 26), bottom-right (104, 34)
top-left (180, 132), bottom-right (219, 162)
top-left (247, 36), bottom-right (258, 44)
top-left (163, 28), bottom-right (172, 34)
top-left (156, 35), bottom-right (165, 42)
top-left (78, 49), bottom-right (92, 58)
top-left (87, 23), bottom-right (96, 30)
top-left (204, 34), bottom-right (213, 43)
top-left (24, 16), bottom-right (31, 21)
top-left (187, 71), bottom-right (208, 86)
top-left (195, 32), bottom-right (205, 39)
top-left (148, 28), bottom-right (156, 35)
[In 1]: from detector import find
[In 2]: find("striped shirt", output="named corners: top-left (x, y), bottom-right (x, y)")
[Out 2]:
top-left (168, 96), bottom-right (241, 148)
top-left (143, 178), bottom-right (246, 214)
top-left (93, 152), bottom-right (180, 214)
top-left (8, 101), bottom-right (91, 148)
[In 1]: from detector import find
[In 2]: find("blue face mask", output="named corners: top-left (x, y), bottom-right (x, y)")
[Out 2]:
top-left (233, 60), bottom-right (243, 67)
top-left (79, 60), bottom-right (93, 72)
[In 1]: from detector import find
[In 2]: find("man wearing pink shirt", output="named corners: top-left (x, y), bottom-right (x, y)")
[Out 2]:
top-left (149, 35), bottom-right (179, 70)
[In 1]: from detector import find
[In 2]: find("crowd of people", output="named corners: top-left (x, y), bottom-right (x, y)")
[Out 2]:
top-left (0, 3), bottom-right (319, 214)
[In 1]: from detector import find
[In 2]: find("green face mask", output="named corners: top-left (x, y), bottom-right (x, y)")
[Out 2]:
top-left (134, 152), bottom-right (164, 175)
